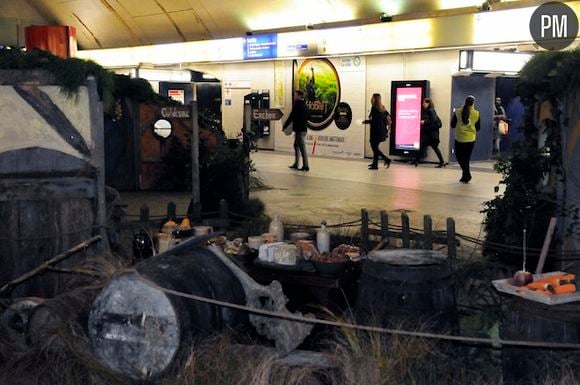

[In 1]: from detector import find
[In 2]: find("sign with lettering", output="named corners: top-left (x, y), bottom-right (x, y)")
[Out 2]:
top-left (243, 34), bottom-right (278, 60)
top-left (160, 106), bottom-right (191, 119)
top-left (252, 108), bottom-right (283, 121)
top-left (297, 58), bottom-right (341, 130)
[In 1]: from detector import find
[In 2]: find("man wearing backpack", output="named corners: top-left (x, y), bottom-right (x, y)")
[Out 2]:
top-left (415, 97), bottom-right (446, 168)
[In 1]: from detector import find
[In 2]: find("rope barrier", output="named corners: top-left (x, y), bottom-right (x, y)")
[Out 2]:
top-left (130, 269), bottom-right (580, 351)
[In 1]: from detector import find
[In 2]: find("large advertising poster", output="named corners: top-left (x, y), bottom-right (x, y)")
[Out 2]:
top-left (394, 87), bottom-right (422, 151)
top-left (276, 57), bottom-right (366, 159)
top-left (297, 58), bottom-right (340, 130)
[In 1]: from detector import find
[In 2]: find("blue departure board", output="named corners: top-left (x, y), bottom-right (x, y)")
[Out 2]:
top-left (243, 34), bottom-right (278, 60)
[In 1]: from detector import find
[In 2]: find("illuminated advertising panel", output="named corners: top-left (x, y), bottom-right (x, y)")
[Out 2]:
top-left (243, 34), bottom-right (278, 60)
top-left (390, 81), bottom-right (429, 156)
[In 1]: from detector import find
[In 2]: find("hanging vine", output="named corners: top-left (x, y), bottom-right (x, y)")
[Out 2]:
top-left (482, 49), bottom-right (580, 267)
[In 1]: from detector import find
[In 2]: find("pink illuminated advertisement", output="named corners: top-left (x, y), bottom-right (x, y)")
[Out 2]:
top-left (395, 87), bottom-right (422, 150)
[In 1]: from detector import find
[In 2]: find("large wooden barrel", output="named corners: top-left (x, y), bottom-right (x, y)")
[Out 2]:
top-left (501, 298), bottom-right (580, 385)
top-left (355, 249), bottom-right (456, 331)
top-left (0, 174), bottom-right (98, 297)
top-left (88, 247), bottom-right (248, 380)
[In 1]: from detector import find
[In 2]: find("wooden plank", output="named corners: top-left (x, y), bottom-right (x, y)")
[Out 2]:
top-left (423, 215), bottom-right (433, 250)
top-left (0, 178), bottom-right (97, 200)
top-left (401, 211), bottom-right (410, 248)
top-left (13, 86), bottom-right (91, 157)
top-left (219, 199), bottom-right (229, 221)
top-left (380, 210), bottom-right (389, 245)
top-left (361, 209), bottom-right (369, 251)
top-left (447, 217), bottom-right (456, 260)
top-left (0, 148), bottom-right (95, 176)
top-left (190, 102), bottom-right (202, 221)
top-left (87, 76), bottom-right (109, 254)
top-left (166, 201), bottom-right (177, 221)
top-left (140, 204), bottom-right (150, 222)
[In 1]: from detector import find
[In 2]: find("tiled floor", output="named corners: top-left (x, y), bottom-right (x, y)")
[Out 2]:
top-left (121, 152), bottom-right (503, 239)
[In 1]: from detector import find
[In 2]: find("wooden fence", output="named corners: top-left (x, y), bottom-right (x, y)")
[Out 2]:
top-left (119, 200), bottom-right (460, 259)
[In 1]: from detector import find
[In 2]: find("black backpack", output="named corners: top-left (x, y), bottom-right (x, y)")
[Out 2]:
top-left (431, 110), bottom-right (442, 130)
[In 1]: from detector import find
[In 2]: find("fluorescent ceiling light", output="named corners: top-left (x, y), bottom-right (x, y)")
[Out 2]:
top-left (137, 68), bottom-right (191, 82)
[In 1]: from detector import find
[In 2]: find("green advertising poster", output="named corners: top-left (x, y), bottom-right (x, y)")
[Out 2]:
top-left (297, 58), bottom-right (341, 130)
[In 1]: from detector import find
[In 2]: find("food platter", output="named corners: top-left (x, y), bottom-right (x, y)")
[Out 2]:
top-left (492, 271), bottom-right (580, 305)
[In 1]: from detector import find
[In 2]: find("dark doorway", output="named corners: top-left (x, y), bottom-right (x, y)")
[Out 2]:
top-left (449, 74), bottom-right (495, 162)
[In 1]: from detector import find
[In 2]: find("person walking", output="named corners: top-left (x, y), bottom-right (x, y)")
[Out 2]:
top-left (363, 93), bottom-right (391, 170)
top-left (416, 97), bottom-right (446, 168)
top-left (492, 96), bottom-right (508, 155)
top-left (451, 95), bottom-right (480, 183)
top-left (283, 90), bottom-right (310, 171)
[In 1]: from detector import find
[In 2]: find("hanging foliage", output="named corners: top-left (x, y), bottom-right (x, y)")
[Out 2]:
top-left (482, 49), bottom-right (580, 266)
top-left (0, 48), bottom-right (177, 113)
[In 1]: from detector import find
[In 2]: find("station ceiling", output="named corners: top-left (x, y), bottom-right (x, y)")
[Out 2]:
top-left (11, 0), bottom-right (531, 49)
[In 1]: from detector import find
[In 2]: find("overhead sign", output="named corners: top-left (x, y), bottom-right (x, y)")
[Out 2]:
top-left (243, 34), bottom-right (278, 60)
top-left (252, 108), bottom-right (283, 121)
top-left (160, 106), bottom-right (191, 119)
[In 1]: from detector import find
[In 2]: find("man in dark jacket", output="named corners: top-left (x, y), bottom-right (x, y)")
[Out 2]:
top-left (283, 90), bottom-right (310, 171)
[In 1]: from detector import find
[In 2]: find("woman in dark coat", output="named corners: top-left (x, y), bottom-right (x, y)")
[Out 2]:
top-left (416, 97), bottom-right (446, 168)
top-left (363, 93), bottom-right (391, 170)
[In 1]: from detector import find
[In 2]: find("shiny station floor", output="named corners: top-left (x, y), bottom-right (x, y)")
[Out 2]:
top-left (249, 152), bottom-right (502, 239)
top-left (122, 152), bottom-right (502, 240)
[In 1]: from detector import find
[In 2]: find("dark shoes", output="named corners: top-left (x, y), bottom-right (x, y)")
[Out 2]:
top-left (290, 165), bottom-right (309, 171)
top-left (368, 165), bottom-right (378, 170)
top-left (384, 158), bottom-right (391, 168)
top-left (459, 176), bottom-right (472, 183)
top-left (435, 162), bottom-right (447, 168)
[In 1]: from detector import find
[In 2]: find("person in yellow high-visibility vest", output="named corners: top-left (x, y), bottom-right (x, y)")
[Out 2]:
top-left (451, 95), bottom-right (480, 183)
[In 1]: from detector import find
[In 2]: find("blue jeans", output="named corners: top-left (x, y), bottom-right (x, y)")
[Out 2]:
top-left (293, 132), bottom-right (309, 168)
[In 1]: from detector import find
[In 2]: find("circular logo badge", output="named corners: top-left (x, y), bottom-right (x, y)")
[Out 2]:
top-left (334, 102), bottom-right (352, 130)
top-left (297, 58), bottom-right (341, 130)
top-left (529, 2), bottom-right (579, 51)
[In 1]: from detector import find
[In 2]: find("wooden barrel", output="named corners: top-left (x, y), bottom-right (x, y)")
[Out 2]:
top-left (0, 175), bottom-right (98, 297)
top-left (355, 249), bottom-right (456, 332)
top-left (501, 298), bottom-right (580, 385)
top-left (27, 286), bottom-right (99, 346)
top-left (88, 247), bottom-right (248, 380)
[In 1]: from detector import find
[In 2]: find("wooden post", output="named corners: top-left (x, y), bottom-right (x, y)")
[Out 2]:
top-left (242, 103), bottom-right (252, 201)
top-left (401, 212), bottom-right (410, 248)
top-left (447, 217), bottom-right (456, 260)
top-left (167, 201), bottom-right (176, 221)
top-left (87, 75), bottom-right (110, 253)
top-left (423, 215), bottom-right (433, 250)
top-left (190, 102), bottom-right (201, 221)
top-left (219, 199), bottom-right (229, 220)
top-left (380, 210), bottom-right (389, 245)
top-left (140, 204), bottom-right (150, 222)
top-left (361, 209), bottom-right (369, 251)
top-left (219, 199), bottom-right (229, 229)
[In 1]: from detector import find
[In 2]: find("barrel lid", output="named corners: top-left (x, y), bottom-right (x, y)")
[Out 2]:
top-left (368, 249), bottom-right (447, 266)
